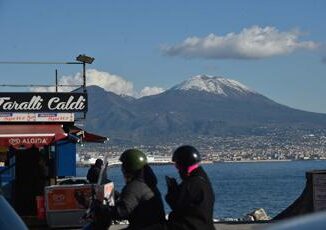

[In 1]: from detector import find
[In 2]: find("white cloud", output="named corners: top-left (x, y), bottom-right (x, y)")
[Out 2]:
top-left (30, 69), bottom-right (165, 97)
top-left (86, 69), bottom-right (134, 96)
top-left (139, 86), bottom-right (165, 97)
top-left (162, 26), bottom-right (318, 59)
top-left (32, 86), bottom-right (57, 92)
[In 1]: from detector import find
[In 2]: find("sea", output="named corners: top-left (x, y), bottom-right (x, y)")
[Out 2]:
top-left (77, 160), bottom-right (326, 219)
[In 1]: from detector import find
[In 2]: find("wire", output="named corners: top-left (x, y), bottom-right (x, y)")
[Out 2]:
top-left (0, 61), bottom-right (81, 65)
top-left (0, 84), bottom-right (82, 87)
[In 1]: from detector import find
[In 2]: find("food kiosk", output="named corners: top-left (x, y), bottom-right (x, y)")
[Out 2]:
top-left (0, 92), bottom-right (110, 228)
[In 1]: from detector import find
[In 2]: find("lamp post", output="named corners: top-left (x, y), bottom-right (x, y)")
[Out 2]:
top-left (75, 54), bottom-right (95, 93)
top-left (0, 54), bottom-right (95, 92)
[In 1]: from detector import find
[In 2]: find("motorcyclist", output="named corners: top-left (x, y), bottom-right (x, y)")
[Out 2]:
top-left (165, 145), bottom-right (215, 230)
top-left (96, 149), bottom-right (166, 230)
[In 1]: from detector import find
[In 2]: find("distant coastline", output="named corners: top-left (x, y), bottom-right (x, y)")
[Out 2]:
top-left (218, 159), bottom-right (292, 163)
top-left (212, 159), bottom-right (326, 163)
top-left (77, 159), bottom-right (326, 167)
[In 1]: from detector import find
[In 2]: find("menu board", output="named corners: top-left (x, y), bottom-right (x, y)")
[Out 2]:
top-left (45, 183), bottom-right (114, 212)
top-left (0, 113), bottom-right (74, 122)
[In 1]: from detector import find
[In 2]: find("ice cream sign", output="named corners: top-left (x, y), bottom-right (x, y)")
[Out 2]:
top-left (8, 137), bottom-right (50, 146)
top-left (0, 93), bottom-right (87, 112)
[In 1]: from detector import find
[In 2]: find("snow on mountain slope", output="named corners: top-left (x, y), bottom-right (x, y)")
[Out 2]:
top-left (171, 74), bottom-right (257, 96)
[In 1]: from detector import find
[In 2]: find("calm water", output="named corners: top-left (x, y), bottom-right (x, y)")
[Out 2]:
top-left (77, 160), bottom-right (326, 219)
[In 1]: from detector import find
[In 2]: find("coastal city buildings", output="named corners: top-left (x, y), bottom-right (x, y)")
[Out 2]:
top-left (76, 130), bottom-right (326, 165)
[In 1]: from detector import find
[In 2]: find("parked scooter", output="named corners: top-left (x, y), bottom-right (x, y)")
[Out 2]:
top-left (75, 186), bottom-right (112, 230)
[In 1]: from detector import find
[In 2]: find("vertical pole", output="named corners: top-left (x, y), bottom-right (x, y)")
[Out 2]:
top-left (55, 69), bottom-right (58, 92)
top-left (83, 62), bottom-right (86, 93)
top-left (82, 62), bottom-right (87, 119)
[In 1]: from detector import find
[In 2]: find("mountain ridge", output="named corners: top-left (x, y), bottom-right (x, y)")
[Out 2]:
top-left (84, 76), bottom-right (326, 145)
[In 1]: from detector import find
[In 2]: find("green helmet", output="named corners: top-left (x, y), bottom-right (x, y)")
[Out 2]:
top-left (119, 149), bottom-right (147, 173)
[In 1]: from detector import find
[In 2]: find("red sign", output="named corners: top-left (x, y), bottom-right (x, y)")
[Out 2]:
top-left (0, 136), bottom-right (54, 149)
top-left (9, 137), bottom-right (52, 146)
top-left (47, 186), bottom-right (92, 211)
top-left (45, 183), bottom-right (114, 211)
top-left (0, 124), bottom-right (67, 149)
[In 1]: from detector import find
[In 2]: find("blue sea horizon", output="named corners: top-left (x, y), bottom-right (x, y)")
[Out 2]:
top-left (77, 160), bottom-right (326, 219)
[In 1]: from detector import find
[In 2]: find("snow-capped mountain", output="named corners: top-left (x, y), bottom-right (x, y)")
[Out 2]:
top-left (84, 76), bottom-right (326, 145)
top-left (171, 75), bottom-right (257, 96)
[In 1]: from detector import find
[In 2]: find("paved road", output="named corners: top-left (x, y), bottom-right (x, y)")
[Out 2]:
top-left (109, 222), bottom-right (269, 230)
top-left (25, 217), bottom-right (271, 229)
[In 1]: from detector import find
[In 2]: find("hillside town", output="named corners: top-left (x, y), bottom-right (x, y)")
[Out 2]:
top-left (77, 130), bottom-right (326, 165)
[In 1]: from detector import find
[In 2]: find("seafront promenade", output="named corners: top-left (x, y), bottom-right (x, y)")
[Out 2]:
top-left (109, 222), bottom-right (268, 230)
top-left (25, 221), bottom-right (269, 229)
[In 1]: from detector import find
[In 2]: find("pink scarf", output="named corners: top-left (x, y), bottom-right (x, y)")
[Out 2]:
top-left (176, 163), bottom-right (200, 176)
top-left (187, 163), bottom-right (199, 174)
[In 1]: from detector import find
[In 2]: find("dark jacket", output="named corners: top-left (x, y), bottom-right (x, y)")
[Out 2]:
top-left (166, 166), bottom-right (215, 230)
top-left (114, 165), bottom-right (166, 230)
top-left (87, 165), bottom-right (101, 183)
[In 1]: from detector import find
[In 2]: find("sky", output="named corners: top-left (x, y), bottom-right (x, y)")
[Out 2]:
top-left (0, 0), bottom-right (326, 113)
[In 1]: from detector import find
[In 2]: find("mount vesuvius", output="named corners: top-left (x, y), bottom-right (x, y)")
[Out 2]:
top-left (83, 75), bottom-right (326, 145)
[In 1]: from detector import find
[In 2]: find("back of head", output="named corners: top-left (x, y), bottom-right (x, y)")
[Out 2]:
top-left (172, 145), bottom-right (201, 169)
top-left (120, 149), bottom-right (147, 174)
top-left (95, 159), bottom-right (103, 167)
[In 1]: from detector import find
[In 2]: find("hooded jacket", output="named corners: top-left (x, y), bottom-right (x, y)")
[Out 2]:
top-left (114, 165), bottom-right (166, 230)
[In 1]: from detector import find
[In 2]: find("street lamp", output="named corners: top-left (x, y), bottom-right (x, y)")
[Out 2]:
top-left (76, 54), bottom-right (95, 64)
top-left (76, 54), bottom-right (95, 93)
top-left (0, 55), bottom-right (95, 92)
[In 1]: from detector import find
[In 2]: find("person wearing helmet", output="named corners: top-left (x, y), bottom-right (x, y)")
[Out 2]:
top-left (96, 149), bottom-right (166, 230)
top-left (165, 145), bottom-right (215, 230)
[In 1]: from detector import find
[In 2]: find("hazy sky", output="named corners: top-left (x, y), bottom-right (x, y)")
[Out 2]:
top-left (1, 1), bottom-right (326, 113)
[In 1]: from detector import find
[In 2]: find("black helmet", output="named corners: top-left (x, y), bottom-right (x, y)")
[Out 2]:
top-left (172, 145), bottom-right (201, 168)
top-left (120, 149), bottom-right (147, 173)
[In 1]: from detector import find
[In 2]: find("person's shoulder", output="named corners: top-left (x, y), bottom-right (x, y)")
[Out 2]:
top-left (121, 182), bottom-right (153, 202)
top-left (124, 179), bottom-right (150, 193)
top-left (186, 175), bottom-right (204, 185)
top-left (187, 169), bottom-right (211, 185)
top-left (128, 178), bottom-right (147, 187)
top-left (87, 165), bottom-right (95, 172)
